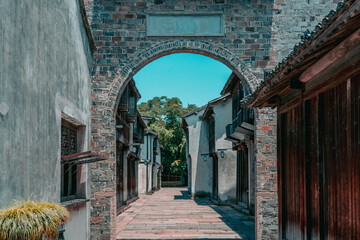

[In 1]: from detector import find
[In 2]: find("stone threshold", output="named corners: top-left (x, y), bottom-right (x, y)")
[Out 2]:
top-left (126, 196), bottom-right (139, 205)
top-left (117, 204), bottom-right (131, 217)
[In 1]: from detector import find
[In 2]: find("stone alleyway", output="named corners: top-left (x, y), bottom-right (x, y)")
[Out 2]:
top-left (116, 188), bottom-right (255, 239)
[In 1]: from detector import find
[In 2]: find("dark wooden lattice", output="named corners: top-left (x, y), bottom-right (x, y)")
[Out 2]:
top-left (61, 121), bottom-right (78, 199)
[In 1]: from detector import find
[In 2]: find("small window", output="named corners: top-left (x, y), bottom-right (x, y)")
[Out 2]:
top-left (61, 121), bottom-right (78, 201)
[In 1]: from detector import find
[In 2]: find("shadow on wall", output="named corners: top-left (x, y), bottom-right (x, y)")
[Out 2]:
top-left (217, 186), bottom-right (237, 204)
top-left (195, 198), bottom-right (256, 240)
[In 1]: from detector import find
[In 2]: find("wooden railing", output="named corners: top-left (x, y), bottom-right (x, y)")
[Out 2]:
top-left (161, 175), bottom-right (183, 187)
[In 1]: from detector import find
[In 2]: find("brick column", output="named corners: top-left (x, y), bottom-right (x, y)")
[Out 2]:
top-left (254, 108), bottom-right (278, 240)
top-left (90, 105), bottom-right (117, 240)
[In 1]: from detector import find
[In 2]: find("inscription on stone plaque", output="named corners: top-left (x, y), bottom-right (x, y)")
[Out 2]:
top-left (146, 13), bottom-right (224, 37)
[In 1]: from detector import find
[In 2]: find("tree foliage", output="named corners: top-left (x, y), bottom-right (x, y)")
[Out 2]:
top-left (138, 96), bottom-right (197, 176)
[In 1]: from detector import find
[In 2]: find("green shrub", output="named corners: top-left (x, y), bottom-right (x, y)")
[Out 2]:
top-left (0, 200), bottom-right (69, 240)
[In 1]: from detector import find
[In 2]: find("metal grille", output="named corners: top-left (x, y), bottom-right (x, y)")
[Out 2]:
top-left (61, 122), bottom-right (78, 199)
top-left (61, 124), bottom-right (77, 156)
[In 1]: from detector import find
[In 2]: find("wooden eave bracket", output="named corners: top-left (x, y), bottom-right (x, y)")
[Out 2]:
top-left (61, 151), bottom-right (108, 165)
top-left (269, 95), bottom-right (281, 109)
top-left (290, 77), bottom-right (304, 90)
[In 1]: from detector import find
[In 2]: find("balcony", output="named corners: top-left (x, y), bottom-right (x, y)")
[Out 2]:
top-left (226, 108), bottom-right (255, 142)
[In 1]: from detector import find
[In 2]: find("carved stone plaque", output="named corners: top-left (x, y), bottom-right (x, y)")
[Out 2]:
top-left (146, 12), bottom-right (224, 37)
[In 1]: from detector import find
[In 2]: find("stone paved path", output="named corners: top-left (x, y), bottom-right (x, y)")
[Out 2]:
top-left (116, 188), bottom-right (255, 239)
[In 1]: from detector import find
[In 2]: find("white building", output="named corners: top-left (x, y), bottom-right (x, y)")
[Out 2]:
top-left (138, 117), bottom-right (162, 194)
top-left (182, 94), bottom-right (237, 203)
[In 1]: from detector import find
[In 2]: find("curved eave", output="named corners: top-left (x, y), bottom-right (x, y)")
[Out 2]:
top-left (247, 0), bottom-right (360, 108)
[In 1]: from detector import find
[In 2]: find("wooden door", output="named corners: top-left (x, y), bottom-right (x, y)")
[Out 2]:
top-left (212, 155), bottom-right (218, 200)
top-left (319, 77), bottom-right (360, 239)
top-left (305, 98), bottom-right (323, 239)
top-left (279, 75), bottom-right (360, 239)
top-left (237, 147), bottom-right (249, 206)
top-left (116, 148), bottom-right (124, 212)
top-left (127, 157), bottom-right (132, 199)
top-left (280, 107), bottom-right (303, 239)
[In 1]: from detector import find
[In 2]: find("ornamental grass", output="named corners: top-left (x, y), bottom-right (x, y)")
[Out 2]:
top-left (0, 200), bottom-right (69, 240)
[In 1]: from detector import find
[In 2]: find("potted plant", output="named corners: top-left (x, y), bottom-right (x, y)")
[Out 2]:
top-left (0, 200), bottom-right (69, 240)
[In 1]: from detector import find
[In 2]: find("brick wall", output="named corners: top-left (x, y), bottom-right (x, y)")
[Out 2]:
top-left (254, 108), bottom-right (278, 239)
top-left (269, 0), bottom-right (340, 67)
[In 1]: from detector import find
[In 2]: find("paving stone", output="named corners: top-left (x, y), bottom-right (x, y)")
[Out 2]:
top-left (116, 188), bottom-right (255, 239)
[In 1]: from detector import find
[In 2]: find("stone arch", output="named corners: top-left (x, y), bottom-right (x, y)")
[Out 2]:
top-left (106, 40), bottom-right (261, 115)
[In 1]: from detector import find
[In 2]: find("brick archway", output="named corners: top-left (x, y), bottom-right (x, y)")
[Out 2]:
top-left (91, 40), bottom-right (262, 240)
top-left (107, 40), bottom-right (260, 114)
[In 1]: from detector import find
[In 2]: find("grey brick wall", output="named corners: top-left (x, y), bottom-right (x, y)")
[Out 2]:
top-left (254, 108), bottom-right (278, 239)
top-left (269, 0), bottom-right (340, 67)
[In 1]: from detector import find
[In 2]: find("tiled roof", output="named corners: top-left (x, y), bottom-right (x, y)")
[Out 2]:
top-left (247, 0), bottom-right (359, 107)
top-left (182, 93), bottom-right (231, 119)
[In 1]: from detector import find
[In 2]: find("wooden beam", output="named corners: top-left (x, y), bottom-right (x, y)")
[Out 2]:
top-left (61, 150), bottom-right (108, 163)
top-left (279, 96), bottom-right (301, 114)
top-left (61, 151), bottom-right (92, 161)
top-left (300, 28), bottom-right (360, 83)
top-left (276, 96), bottom-right (283, 239)
top-left (303, 58), bottom-right (360, 101)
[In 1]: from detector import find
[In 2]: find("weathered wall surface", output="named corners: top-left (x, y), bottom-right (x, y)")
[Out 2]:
top-left (138, 164), bottom-right (147, 194)
top-left (217, 151), bottom-right (237, 202)
top-left (184, 109), bottom-right (213, 197)
top-left (0, 0), bottom-right (93, 238)
top-left (0, 0), bottom-right (92, 205)
top-left (65, 204), bottom-right (90, 240)
top-left (213, 98), bottom-right (237, 203)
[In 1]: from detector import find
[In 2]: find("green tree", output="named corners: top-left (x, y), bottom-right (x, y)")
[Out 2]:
top-left (138, 96), bottom-right (196, 176)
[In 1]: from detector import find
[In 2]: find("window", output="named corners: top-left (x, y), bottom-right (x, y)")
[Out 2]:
top-left (61, 121), bottom-right (78, 201)
top-left (128, 95), bottom-right (136, 116)
top-left (232, 84), bottom-right (245, 121)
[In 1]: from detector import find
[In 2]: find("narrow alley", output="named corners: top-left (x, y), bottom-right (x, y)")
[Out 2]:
top-left (2, 1), bottom-right (360, 239)
top-left (116, 188), bottom-right (255, 239)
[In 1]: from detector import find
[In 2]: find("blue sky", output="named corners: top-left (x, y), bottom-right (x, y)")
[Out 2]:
top-left (133, 53), bottom-right (232, 108)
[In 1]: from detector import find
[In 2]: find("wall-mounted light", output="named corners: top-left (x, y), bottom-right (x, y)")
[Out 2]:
top-left (132, 146), bottom-right (137, 153)
top-left (217, 148), bottom-right (231, 158)
top-left (201, 153), bottom-right (209, 161)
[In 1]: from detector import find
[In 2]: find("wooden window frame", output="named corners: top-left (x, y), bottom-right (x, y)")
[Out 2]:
top-left (61, 120), bottom-right (80, 202)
